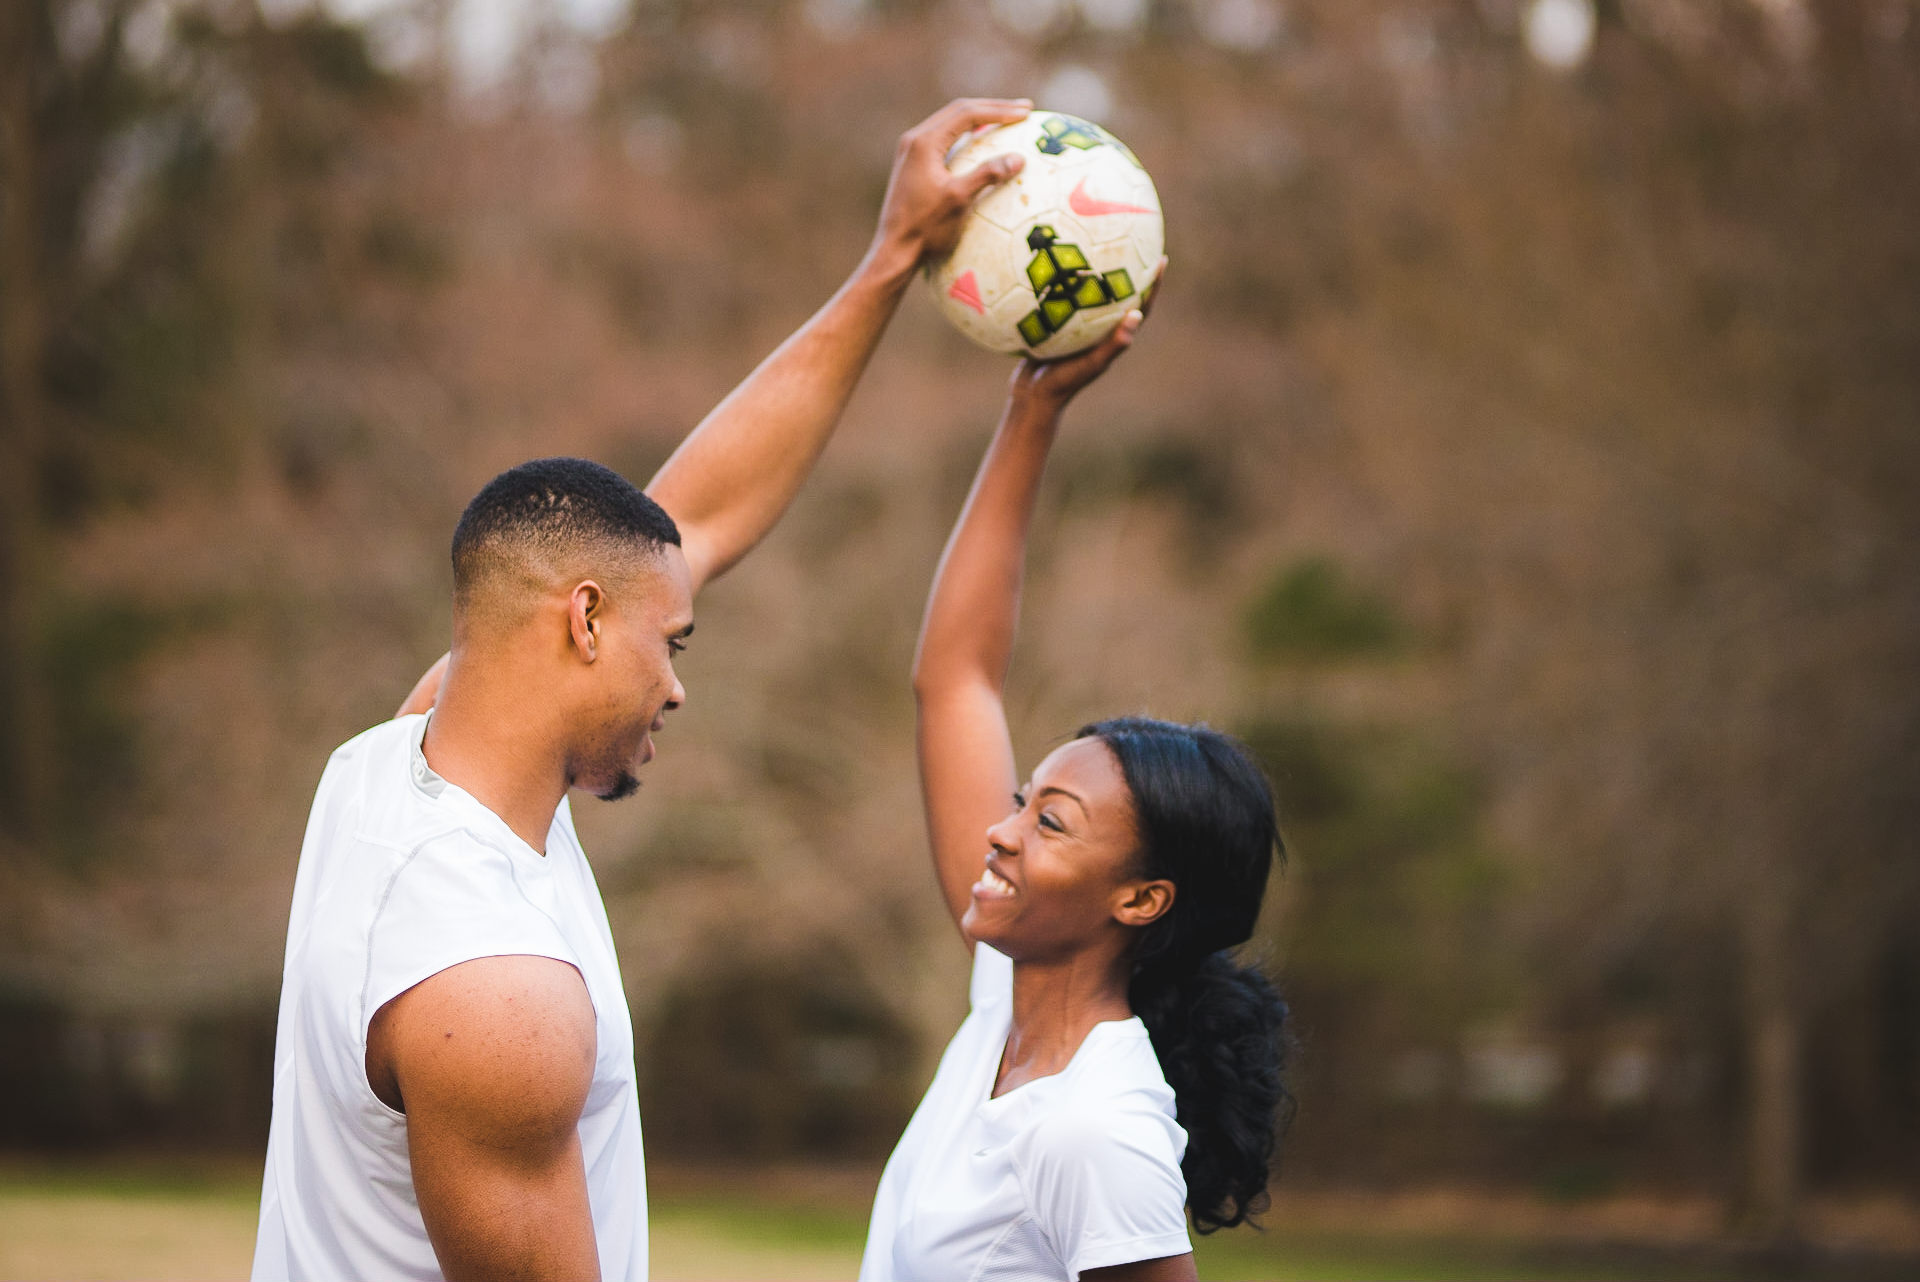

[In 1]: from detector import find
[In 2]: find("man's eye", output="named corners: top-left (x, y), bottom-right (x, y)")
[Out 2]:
top-left (669, 638), bottom-right (686, 654)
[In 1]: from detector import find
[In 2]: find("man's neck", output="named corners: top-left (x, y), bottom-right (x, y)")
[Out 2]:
top-left (996, 946), bottom-right (1133, 1096)
top-left (420, 663), bottom-right (570, 854)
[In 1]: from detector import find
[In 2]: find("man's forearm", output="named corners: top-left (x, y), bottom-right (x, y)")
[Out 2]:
top-left (643, 98), bottom-right (1031, 594)
top-left (644, 241), bottom-right (918, 592)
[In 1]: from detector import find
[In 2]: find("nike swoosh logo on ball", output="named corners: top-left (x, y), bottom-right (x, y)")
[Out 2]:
top-left (948, 270), bottom-right (986, 315)
top-left (1069, 177), bottom-right (1153, 217)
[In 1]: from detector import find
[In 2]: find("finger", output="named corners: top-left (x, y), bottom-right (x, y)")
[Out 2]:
top-left (1139, 257), bottom-right (1168, 318)
top-left (1093, 308), bottom-right (1145, 366)
top-left (956, 151), bottom-right (1026, 199)
top-left (1078, 311), bottom-right (1143, 378)
top-left (1077, 308), bottom-right (1142, 366)
top-left (922, 98), bottom-right (1032, 153)
top-left (1038, 308), bottom-right (1141, 390)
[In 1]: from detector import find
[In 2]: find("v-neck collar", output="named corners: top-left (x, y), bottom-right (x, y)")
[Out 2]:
top-left (408, 713), bottom-right (562, 869)
top-left (980, 1011), bottom-right (1139, 1110)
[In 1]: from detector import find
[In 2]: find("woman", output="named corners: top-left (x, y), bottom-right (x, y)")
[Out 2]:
top-left (861, 287), bottom-right (1292, 1282)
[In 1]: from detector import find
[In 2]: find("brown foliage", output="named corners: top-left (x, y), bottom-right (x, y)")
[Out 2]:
top-left (1, 1), bottom-right (1916, 1221)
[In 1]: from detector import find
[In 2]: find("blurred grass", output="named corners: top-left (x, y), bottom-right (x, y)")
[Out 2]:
top-left (2, 1158), bottom-right (1913, 1281)
top-left (1195, 1231), bottom-right (1687, 1281)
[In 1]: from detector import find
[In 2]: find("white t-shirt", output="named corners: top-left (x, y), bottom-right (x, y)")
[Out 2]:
top-left (860, 943), bottom-right (1192, 1282)
top-left (252, 714), bottom-right (648, 1282)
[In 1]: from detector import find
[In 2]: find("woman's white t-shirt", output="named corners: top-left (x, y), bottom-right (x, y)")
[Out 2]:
top-left (860, 944), bottom-right (1192, 1281)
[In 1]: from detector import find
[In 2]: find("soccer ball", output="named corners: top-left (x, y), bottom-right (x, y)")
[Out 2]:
top-left (925, 110), bottom-right (1164, 360)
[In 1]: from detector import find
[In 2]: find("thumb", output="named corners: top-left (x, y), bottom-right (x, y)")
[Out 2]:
top-left (957, 152), bottom-right (1025, 202)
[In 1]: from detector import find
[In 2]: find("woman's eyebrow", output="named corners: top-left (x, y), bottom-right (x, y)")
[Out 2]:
top-left (1037, 785), bottom-right (1088, 816)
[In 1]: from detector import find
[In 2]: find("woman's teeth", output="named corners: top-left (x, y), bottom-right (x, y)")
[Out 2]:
top-left (976, 866), bottom-right (1016, 897)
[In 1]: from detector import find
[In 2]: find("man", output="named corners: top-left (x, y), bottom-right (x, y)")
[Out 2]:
top-left (252, 99), bottom-right (1032, 1282)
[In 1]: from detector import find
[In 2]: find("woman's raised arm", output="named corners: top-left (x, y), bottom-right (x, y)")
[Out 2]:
top-left (913, 283), bottom-right (1157, 944)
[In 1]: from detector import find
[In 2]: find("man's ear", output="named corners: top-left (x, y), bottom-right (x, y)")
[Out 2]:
top-left (567, 580), bottom-right (606, 662)
top-left (1113, 879), bottom-right (1176, 929)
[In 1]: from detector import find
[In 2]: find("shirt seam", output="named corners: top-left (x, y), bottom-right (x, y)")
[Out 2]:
top-left (970, 1211), bottom-right (1039, 1282)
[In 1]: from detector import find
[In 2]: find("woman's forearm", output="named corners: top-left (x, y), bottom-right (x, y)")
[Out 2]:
top-left (912, 391), bottom-right (1067, 701)
top-left (908, 308), bottom-right (1146, 938)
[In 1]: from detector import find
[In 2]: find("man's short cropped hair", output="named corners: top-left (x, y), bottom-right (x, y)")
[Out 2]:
top-left (451, 457), bottom-right (681, 605)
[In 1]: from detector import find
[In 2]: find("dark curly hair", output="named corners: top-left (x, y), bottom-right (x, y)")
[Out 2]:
top-left (1078, 716), bottom-right (1294, 1234)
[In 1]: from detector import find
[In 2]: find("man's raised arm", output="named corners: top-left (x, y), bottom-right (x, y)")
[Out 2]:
top-left (646, 97), bottom-right (1029, 593)
top-left (395, 100), bottom-right (1027, 720)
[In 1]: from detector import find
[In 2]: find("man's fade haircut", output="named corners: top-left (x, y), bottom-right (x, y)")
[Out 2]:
top-left (451, 457), bottom-right (681, 610)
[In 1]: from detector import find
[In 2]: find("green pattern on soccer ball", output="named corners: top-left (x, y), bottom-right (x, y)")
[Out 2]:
top-left (1015, 225), bottom-right (1138, 349)
top-left (1033, 114), bottom-right (1145, 170)
top-left (1026, 252), bottom-right (1058, 292)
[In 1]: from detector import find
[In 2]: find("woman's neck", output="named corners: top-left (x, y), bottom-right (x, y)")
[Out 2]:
top-left (995, 948), bottom-right (1134, 1097)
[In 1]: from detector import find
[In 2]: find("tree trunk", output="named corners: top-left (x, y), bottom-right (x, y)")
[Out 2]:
top-left (1740, 885), bottom-right (1802, 1245)
top-left (0, 0), bottom-right (55, 843)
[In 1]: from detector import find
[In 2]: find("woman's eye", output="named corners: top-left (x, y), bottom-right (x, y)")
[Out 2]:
top-left (1039, 812), bottom-right (1064, 833)
top-left (1012, 791), bottom-right (1027, 810)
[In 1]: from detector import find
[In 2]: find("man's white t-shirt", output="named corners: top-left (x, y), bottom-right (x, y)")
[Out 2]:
top-left (251, 714), bottom-right (648, 1282)
top-left (859, 943), bottom-right (1192, 1282)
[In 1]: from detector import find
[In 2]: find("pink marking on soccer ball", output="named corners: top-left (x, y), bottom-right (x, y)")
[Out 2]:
top-left (948, 270), bottom-right (987, 315)
top-left (1068, 177), bottom-right (1153, 218)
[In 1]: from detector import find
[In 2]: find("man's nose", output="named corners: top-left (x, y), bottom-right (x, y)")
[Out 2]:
top-left (665, 675), bottom-right (686, 711)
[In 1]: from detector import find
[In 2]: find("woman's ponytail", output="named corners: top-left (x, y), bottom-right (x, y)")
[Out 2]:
top-left (1131, 952), bottom-right (1292, 1232)
top-left (1081, 717), bottom-right (1295, 1234)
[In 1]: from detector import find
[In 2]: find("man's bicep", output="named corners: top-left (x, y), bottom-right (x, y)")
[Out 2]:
top-left (382, 956), bottom-right (601, 1282)
top-left (410, 1124), bottom-right (598, 1282)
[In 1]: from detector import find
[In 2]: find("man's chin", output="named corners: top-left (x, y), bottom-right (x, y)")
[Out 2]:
top-left (594, 771), bottom-right (642, 802)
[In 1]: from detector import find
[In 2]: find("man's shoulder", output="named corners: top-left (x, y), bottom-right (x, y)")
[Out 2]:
top-left (324, 713), bottom-right (420, 770)
top-left (309, 715), bottom-right (453, 849)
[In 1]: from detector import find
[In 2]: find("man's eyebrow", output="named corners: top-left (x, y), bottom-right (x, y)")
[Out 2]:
top-left (674, 622), bottom-right (695, 638)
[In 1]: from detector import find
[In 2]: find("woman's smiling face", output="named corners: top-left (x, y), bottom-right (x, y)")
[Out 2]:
top-left (963, 736), bottom-right (1171, 962)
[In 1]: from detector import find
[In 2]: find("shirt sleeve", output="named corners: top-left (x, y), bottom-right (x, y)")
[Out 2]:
top-left (969, 940), bottom-right (1014, 1011)
top-left (358, 831), bottom-right (583, 1048)
top-left (1017, 1103), bottom-right (1193, 1278)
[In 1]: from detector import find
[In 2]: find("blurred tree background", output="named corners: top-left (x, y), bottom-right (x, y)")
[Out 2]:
top-left (1, 0), bottom-right (1916, 1252)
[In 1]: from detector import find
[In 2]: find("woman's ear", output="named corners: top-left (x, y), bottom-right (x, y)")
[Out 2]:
top-left (1113, 879), bottom-right (1176, 929)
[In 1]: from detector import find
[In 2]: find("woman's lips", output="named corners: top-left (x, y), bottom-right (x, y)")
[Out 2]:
top-left (972, 864), bottom-right (1017, 900)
